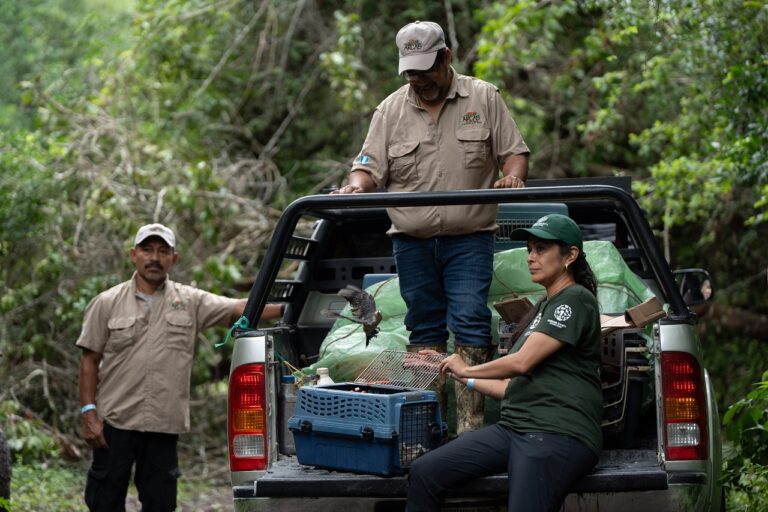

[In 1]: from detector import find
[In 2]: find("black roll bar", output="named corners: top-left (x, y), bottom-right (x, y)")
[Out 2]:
top-left (242, 185), bottom-right (690, 326)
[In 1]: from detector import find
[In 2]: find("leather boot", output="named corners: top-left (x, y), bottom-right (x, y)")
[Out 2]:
top-left (406, 344), bottom-right (448, 424)
top-left (454, 345), bottom-right (492, 435)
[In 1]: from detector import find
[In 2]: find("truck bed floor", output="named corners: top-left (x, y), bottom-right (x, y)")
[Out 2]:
top-left (234, 449), bottom-right (667, 499)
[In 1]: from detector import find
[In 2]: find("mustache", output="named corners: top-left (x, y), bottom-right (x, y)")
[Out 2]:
top-left (145, 262), bottom-right (163, 270)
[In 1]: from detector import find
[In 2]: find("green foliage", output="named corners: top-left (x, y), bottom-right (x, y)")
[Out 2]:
top-left (0, 0), bottom-right (131, 128)
top-left (475, 0), bottom-right (768, 321)
top-left (320, 12), bottom-right (372, 113)
top-left (7, 463), bottom-right (85, 512)
top-left (722, 371), bottom-right (768, 510)
top-left (723, 371), bottom-right (768, 467)
top-left (702, 331), bottom-right (768, 413)
top-left (726, 458), bottom-right (768, 511)
top-left (1, 3), bottom-right (767, 507)
top-left (0, 401), bottom-right (60, 464)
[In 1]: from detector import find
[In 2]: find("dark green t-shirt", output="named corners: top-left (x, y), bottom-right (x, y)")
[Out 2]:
top-left (498, 284), bottom-right (603, 456)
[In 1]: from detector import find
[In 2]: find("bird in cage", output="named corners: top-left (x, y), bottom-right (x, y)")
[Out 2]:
top-left (322, 284), bottom-right (382, 345)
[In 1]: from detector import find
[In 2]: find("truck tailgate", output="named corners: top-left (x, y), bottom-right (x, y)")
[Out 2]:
top-left (233, 449), bottom-right (668, 499)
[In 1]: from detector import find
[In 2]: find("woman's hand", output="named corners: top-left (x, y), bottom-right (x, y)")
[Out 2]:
top-left (439, 353), bottom-right (469, 378)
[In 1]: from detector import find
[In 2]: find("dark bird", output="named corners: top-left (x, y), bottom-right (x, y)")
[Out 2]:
top-left (322, 285), bottom-right (382, 345)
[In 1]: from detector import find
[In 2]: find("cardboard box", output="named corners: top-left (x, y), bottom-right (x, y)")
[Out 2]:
top-left (493, 297), bottom-right (534, 324)
top-left (600, 297), bottom-right (666, 336)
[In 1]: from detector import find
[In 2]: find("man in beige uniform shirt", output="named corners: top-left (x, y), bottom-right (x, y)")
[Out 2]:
top-left (335, 21), bottom-right (530, 433)
top-left (77, 223), bottom-right (280, 512)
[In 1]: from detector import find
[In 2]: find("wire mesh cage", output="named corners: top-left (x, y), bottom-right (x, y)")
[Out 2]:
top-left (355, 350), bottom-right (446, 389)
top-left (398, 401), bottom-right (443, 467)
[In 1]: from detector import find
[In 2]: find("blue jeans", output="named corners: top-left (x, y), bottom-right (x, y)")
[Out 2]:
top-left (392, 232), bottom-right (493, 347)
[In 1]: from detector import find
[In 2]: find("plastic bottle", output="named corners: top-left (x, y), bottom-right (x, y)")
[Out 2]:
top-left (279, 375), bottom-right (297, 455)
top-left (316, 367), bottom-right (335, 386)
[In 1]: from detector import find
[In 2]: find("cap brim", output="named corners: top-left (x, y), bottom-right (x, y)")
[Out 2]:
top-left (398, 51), bottom-right (439, 75)
top-left (136, 234), bottom-right (175, 248)
top-left (509, 227), bottom-right (561, 243)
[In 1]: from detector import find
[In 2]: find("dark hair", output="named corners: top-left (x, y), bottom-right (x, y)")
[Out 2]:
top-left (507, 241), bottom-right (597, 341)
top-left (563, 243), bottom-right (597, 296)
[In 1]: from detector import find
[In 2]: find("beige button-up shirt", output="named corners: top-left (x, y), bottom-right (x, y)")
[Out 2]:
top-left (352, 70), bottom-right (529, 238)
top-left (76, 273), bottom-right (239, 434)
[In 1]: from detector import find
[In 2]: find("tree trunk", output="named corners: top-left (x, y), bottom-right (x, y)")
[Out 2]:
top-left (699, 302), bottom-right (768, 339)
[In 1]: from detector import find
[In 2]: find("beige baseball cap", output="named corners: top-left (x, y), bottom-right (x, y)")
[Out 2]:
top-left (396, 21), bottom-right (446, 75)
top-left (134, 223), bottom-right (176, 249)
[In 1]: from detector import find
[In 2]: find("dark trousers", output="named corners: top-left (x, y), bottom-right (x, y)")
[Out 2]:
top-left (85, 422), bottom-right (180, 512)
top-left (406, 424), bottom-right (598, 512)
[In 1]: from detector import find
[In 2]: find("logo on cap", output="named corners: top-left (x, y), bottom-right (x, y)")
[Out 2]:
top-left (403, 39), bottom-right (423, 52)
top-left (135, 223), bottom-right (175, 248)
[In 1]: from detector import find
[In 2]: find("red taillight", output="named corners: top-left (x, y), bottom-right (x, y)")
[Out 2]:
top-left (661, 352), bottom-right (707, 460)
top-left (229, 363), bottom-right (268, 471)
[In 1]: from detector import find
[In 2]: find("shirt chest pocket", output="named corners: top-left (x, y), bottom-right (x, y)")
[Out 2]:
top-left (106, 316), bottom-right (137, 352)
top-left (165, 311), bottom-right (194, 352)
top-left (388, 141), bottom-right (420, 182)
top-left (457, 128), bottom-right (490, 170)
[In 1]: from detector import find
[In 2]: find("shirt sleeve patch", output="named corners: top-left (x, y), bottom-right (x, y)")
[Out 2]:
top-left (356, 154), bottom-right (371, 164)
top-left (547, 304), bottom-right (573, 329)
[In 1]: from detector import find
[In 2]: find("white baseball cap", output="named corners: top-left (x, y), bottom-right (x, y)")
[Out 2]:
top-left (134, 223), bottom-right (176, 249)
top-left (396, 21), bottom-right (447, 75)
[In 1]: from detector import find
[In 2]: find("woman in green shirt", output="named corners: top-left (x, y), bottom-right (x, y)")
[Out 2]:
top-left (406, 214), bottom-right (602, 512)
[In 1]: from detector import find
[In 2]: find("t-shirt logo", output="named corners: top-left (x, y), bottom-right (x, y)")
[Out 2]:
top-left (524, 312), bottom-right (542, 336)
top-left (462, 112), bottom-right (482, 125)
top-left (403, 39), bottom-right (423, 53)
top-left (554, 304), bottom-right (572, 322)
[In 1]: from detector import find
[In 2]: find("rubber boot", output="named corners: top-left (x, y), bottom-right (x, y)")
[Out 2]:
top-left (455, 345), bottom-right (492, 435)
top-left (406, 344), bottom-right (448, 425)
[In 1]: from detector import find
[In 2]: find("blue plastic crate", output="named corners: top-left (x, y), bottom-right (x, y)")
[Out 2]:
top-left (494, 203), bottom-right (570, 252)
top-left (288, 383), bottom-right (445, 476)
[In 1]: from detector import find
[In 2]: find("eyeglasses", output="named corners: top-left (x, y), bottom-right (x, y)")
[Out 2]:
top-left (403, 51), bottom-right (444, 80)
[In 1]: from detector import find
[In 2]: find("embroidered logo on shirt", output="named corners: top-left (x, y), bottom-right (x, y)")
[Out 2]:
top-left (461, 112), bottom-right (482, 125)
top-left (403, 39), bottom-right (423, 53)
top-left (356, 154), bottom-right (371, 164)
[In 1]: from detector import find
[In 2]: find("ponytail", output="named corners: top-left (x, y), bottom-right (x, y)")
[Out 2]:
top-left (568, 249), bottom-right (597, 296)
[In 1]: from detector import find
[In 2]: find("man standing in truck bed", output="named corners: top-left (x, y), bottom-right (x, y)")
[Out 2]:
top-left (335, 20), bottom-right (529, 432)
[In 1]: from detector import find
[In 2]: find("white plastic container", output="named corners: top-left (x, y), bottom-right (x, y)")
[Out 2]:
top-left (316, 367), bottom-right (335, 386)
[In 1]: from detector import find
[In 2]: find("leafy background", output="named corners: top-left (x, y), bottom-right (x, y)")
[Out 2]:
top-left (1, 0), bottom-right (766, 510)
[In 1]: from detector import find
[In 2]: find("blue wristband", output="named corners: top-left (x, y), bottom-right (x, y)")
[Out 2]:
top-left (466, 378), bottom-right (475, 391)
top-left (81, 404), bottom-right (96, 414)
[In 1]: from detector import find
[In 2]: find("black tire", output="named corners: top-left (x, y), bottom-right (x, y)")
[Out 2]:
top-left (0, 428), bottom-right (10, 502)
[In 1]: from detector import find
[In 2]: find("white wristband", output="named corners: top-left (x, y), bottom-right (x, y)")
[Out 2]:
top-left (81, 403), bottom-right (96, 414)
top-left (466, 378), bottom-right (475, 391)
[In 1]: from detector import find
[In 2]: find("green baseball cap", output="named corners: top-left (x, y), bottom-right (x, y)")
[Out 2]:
top-left (510, 214), bottom-right (583, 251)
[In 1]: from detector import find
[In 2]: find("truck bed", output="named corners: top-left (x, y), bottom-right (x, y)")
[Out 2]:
top-left (233, 449), bottom-right (668, 499)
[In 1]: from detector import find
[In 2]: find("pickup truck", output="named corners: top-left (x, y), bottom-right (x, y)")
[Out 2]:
top-left (226, 178), bottom-right (723, 511)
